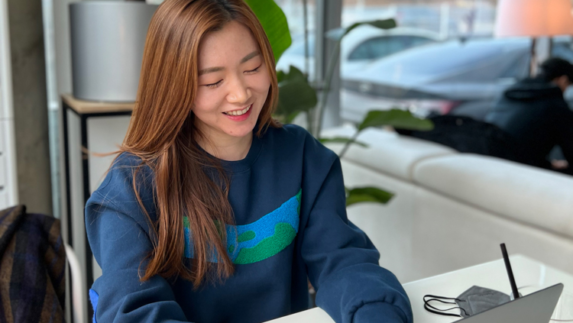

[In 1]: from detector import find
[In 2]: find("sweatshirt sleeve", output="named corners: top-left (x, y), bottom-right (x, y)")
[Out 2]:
top-left (85, 159), bottom-right (190, 323)
top-left (300, 150), bottom-right (413, 323)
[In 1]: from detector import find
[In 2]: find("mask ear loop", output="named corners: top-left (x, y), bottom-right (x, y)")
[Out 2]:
top-left (423, 294), bottom-right (468, 317)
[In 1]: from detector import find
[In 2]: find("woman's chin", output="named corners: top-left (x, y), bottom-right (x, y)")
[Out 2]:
top-left (220, 120), bottom-right (256, 137)
top-left (224, 126), bottom-right (255, 139)
top-left (224, 115), bottom-right (259, 137)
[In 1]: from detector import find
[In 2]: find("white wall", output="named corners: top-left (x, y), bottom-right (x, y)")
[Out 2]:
top-left (0, 0), bottom-right (18, 210)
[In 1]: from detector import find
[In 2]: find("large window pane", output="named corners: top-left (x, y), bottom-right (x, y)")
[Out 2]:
top-left (340, 0), bottom-right (506, 123)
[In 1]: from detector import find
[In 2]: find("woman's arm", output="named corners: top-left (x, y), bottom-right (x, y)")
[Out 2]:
top-left (300, 146), bottom-right (413, 323)
top-left (85, 157), bottom-right (190, 323)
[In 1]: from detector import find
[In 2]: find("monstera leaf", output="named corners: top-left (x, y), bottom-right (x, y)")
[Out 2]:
top-left (245, 0), bottom-right (292, 62)
top-left (358, 109), bottom-right (434, 131)
top-left (346, 187), bottom-right (394, 206)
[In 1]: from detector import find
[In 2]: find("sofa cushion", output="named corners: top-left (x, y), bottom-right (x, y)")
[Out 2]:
top-left (413, 154), bottom-right (573, 239)
top-left (322, 127), bottom-right (455, 182)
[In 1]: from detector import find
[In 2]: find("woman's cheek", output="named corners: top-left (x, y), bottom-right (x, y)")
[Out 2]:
top-left (253, 72), bottom-right (271, 93)
top-left (195, 89), bottom-right (222, 111)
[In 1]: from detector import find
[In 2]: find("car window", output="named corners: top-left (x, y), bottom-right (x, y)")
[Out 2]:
top-left (348, 36), bottom-right (432, 61)
top-left (348, 40), bottom-right (373, 60)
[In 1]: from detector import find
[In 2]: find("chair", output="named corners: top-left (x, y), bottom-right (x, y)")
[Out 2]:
top-left (65, 244), bottom-right (86, 323)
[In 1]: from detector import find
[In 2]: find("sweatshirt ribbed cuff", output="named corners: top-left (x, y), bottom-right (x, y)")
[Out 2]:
top-left (352, 302), bottom-right (408, 323)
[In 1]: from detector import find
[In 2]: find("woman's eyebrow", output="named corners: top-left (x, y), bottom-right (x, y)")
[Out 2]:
top-left (240, 51), bottom-right (260, 63)
top-left (199, 66), bottom-right (224, 76)
top-left (198, 51), bottom-right (260, 76)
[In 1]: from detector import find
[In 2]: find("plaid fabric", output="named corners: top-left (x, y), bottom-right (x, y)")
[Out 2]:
top-left (0, 205), bottom-right (65, 322)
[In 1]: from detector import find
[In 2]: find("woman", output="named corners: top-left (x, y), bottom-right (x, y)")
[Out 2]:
top-left (85, 0), bottom-right (412, 322)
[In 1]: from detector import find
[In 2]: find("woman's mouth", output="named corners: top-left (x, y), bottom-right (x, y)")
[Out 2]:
top-left (223, 104), bottom-right (252, 116)
top-left (222, 104), bottom-right (253, 121)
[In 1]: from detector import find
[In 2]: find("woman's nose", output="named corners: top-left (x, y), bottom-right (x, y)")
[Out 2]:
top-left (227, 76), bottom-right (251, 104)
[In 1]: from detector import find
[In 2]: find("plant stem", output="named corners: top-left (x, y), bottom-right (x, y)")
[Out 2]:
top-left (303, 0), bottom-right (309, 77)
top-left (339, 130), bottom-right (359, 159)
top-left (314, 39), bottom-right (341, 137)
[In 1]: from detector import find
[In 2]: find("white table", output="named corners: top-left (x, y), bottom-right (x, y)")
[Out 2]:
top-left (266, 255), bottom-right (573, 322)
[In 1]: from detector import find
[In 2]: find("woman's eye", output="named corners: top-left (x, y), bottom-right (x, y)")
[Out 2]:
top-left (205, 80), bottom-right (222, 88)
top-left (245, 64), bottom-right (262, 74)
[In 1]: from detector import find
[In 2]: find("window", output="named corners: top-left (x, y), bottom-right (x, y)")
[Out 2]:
top-left (339, 0), bottom-right (573, 123)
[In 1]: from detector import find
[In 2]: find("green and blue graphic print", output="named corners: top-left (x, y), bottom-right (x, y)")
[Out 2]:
top-left (184, 190), bottom-right (302, 265)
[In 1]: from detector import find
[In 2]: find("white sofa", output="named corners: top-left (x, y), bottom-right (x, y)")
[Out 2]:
top-left (322, 126), bottom-right (573, 284)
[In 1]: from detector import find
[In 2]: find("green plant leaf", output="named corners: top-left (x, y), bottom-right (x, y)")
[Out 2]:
top-left (276, 69), bottom-right (286, 83)
top-left (327, 19), bottom-right (397, 41)
top-left (245, 0), bottom-right (292, 62)
top-left (276, 65), bottom-right (317, 117)
top-left (346, 187), bottom-right (394, 206)
top-left (319, 137), bottom-right (368, 148)
top-left (358, 109), bottom-right (434, 131)
top-left (285, 111), bottom-right (301, 124)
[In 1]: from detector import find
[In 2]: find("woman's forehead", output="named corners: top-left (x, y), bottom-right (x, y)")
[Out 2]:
top-left (198, 21), bottom-right (259, 67)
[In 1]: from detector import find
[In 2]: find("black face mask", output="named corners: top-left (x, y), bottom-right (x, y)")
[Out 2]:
top-left (424, 286), bottom-right (511, 318)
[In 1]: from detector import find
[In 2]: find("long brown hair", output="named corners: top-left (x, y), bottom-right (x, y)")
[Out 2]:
top-left (119, 0), bottom-right (280, 288)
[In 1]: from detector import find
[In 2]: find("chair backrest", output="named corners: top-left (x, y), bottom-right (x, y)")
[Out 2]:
top-left (65, 244), bottom-right (85, 323)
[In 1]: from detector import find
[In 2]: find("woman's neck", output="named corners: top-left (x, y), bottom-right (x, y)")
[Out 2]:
top-left (196, 130), bottom-right (253, 162)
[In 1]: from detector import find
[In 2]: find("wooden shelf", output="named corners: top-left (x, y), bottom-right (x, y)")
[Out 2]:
top-left (61, 94), bottom-right (134, 115)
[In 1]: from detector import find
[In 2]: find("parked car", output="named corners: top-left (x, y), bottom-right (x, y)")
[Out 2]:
top-left (275, 25), bottom-right (440, 80)
top-left (340, 36), bottom-right (573, 123)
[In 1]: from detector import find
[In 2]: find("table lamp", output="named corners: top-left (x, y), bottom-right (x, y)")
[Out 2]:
top-left (494, 0), bottom-right (573, 76)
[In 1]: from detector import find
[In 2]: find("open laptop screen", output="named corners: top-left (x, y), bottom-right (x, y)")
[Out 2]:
top-left (455, 283), bottom-right (563, 323)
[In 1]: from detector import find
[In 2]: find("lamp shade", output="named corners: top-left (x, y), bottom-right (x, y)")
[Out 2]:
top-left (495, 0), bottom-right (573, 37)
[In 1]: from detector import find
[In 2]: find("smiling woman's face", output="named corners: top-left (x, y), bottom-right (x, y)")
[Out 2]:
top-left (193, 20), bottom-right (271, 142)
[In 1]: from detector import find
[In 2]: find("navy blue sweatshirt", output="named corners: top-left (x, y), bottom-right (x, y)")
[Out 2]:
top-left (85, 124), bottom-right (413, 323)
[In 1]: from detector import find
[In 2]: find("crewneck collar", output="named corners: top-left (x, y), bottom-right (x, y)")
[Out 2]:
top-left (198, 128), bottom-right (263, 173)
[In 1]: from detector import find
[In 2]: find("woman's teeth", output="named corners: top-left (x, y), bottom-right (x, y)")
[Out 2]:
top-left (225, 105), bottom-right (251, 116)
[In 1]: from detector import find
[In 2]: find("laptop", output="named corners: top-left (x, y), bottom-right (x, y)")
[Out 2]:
top-left (455, 283), bottom-right (563, 323)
